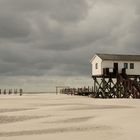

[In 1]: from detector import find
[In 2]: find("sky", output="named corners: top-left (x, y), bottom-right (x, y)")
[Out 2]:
top-left (0, 0), bottom-right (140, 92)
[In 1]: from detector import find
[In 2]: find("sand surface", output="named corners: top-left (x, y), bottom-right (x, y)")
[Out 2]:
top-left (0, 93), bottom-right (140, 140)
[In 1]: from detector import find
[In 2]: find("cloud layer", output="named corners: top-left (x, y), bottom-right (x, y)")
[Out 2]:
top-left (0, 0), bottom-right (140, 78)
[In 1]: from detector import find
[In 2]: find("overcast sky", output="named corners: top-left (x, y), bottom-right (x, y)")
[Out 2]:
top-left (0, 0), bottom-right (140, 91)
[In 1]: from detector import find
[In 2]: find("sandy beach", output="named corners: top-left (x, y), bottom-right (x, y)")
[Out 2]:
top-left (0, 93), bottom-right (139, 140)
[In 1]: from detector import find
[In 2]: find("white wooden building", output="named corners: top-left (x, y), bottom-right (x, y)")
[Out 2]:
top-left (90, 54), bottom-right (140, 76)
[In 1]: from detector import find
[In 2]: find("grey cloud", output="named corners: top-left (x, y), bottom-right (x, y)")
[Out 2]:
top-left (0, 14), bottom-right (31, 39)
top-left (47, 0), bottom-right (90, 22)
top-left (0, 0), bottom-right (90, 22)
top-left (0, 47), bottom-right (57, 76)
top-left (0, 0), bottom-right (140, 78)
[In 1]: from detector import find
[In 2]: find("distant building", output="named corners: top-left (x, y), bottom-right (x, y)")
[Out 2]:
top-left (90, 53), bottom-right (140, 77)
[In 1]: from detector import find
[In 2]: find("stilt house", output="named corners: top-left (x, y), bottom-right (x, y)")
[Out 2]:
top-left (90, 53), bottom-right (140, 98)
top-left (90, 53), bottom-right (140, 77)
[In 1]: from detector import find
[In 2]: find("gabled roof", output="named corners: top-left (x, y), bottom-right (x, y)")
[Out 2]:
top-left (94, 53), bottom-right (140, 61)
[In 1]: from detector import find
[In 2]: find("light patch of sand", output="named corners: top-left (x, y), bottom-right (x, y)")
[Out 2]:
top-left (59, 104), bottom-right (133, 111)
top-left (0, 108), bottom-right (36, 113)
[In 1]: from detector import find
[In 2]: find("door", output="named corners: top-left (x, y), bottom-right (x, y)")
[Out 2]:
top-left (114, 63), bottom-right (118, 73)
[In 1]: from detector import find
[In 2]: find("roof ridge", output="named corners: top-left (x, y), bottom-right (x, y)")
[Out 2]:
top-left (96, 53), bottom-right (140, 56)
top-left (93, 53), bottom-right (140, 61)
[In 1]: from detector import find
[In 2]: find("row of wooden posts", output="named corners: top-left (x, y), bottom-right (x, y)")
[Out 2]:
top-left (59, 86), bottom-right (95, 97)
top-left (0, 89), bottom-right (23, 96)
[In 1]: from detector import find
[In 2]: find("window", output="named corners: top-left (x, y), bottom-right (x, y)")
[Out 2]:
top-left (124, 63), bottom-right (128, 69)
top-left (130, 63), bottom-right (134, 69)
top-left (95, 63), bottom-right (98, 69)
